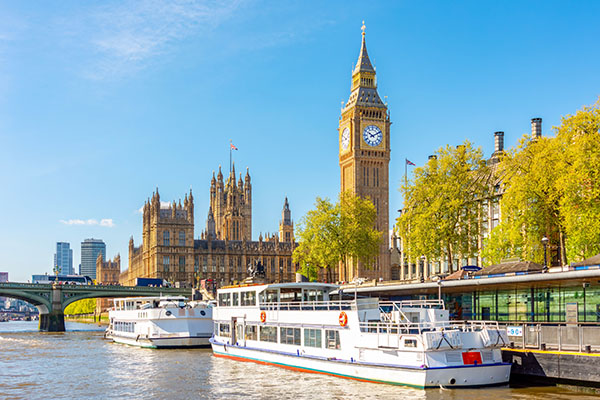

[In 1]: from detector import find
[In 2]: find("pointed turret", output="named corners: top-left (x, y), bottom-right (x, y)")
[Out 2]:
top-left (345, 22), bottom-right (385, 109)
top-left (354, 22), bottom-right (375, 74)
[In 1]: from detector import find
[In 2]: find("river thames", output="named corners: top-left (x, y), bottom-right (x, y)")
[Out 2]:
top-left (0, 321), bottom-right (595, 399)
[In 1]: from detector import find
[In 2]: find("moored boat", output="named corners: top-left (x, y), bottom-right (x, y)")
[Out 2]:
top-left (210, 282), bottom-right (511, 388)
top-left (106, 296), bottom-right (213, 348)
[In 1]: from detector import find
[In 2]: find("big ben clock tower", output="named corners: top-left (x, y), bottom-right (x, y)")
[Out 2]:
top-left (339, 23), bottom-right (391, 282)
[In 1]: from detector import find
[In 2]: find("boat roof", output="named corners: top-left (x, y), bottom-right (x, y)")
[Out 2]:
top-left (218, 282), bottom-right (339, 292)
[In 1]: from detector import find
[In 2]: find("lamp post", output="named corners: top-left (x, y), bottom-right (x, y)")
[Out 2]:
top-left (541, 236), bottom-right (549, 273)
top-left (420, 255), bottom-right (425, 283)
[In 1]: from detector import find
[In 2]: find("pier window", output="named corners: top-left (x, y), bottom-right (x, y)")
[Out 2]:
top-left (260, 326), bottom-right (277, 343)
top-left (241, 291), bottom-right (257, 306)
top-left (218, 293), bottom-right (231, 307)
top-left (163, 231), bottom-right (170, 246)
top-left (162, 256), bottom-right (170, 272)
top-left (325, 330), bottom-right (341, 350)
top-left (218, 322), bottom-right (231, 337)
top-left (280, 327), bottom-right (300, 345)
top-left (245, 325), bottom-right (257, 341)
top-left (303, 328), bottom-right (322, 348)
top-left (179, 231), bottom-right (185, 246)
top-left (179, 256), bottom-right (185, 272)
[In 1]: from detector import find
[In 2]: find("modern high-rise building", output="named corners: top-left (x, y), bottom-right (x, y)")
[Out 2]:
top-left (54, 242), bottom-right (73, 275)
top-left (80, 239), bottom-right (106, 279)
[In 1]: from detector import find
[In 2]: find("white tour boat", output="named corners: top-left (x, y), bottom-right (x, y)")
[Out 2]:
top-left (106, 296), bottom-right (213, 348)
top-left (210, 282), bottom-right (512, 388)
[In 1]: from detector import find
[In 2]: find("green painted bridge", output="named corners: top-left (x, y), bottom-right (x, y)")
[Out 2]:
top-left (0, 282), bottom-right (192, 332)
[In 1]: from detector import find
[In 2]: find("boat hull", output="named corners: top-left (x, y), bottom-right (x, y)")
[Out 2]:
top-left (210, 339), bottom-right (511, 389)
top-left (109, 333), bottom-right (211, 349)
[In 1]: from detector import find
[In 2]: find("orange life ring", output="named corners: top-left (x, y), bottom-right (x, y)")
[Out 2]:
top-left (339, 311), bottom-right (348, 327)
top-left (260, 311), bottom-right (266, 323)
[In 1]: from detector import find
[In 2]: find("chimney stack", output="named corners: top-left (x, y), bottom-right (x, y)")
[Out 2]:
top-left (494, 131), bottom-right (504, 153)
top-left (531, 118), bottom-right (542, 139)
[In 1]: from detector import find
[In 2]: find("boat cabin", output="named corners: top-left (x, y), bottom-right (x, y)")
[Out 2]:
top-left (217, 283), bottom-right (339, 308)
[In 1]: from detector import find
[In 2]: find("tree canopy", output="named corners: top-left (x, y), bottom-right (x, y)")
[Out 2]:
top-left (483, 99), bottom-right (600, 265)
top-left (64, 298), bottom-right (96, 315)
top-left (396, 141), bottom-right (490, 273)
top-left (293, 191), bottom-right (381, 282)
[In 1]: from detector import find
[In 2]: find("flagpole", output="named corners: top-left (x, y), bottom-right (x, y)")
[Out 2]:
top-left (229, 140), bottom-right (232, 175)
top-left (404, 158), bottom-right (407, 192)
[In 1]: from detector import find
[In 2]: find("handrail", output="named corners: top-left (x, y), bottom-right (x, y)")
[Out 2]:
top-left (359, 319), bottom-right (500, 335)
top-left (259, 300), bottom-right (355, 311)
top-left (379, 299), bottom-right (445, 309)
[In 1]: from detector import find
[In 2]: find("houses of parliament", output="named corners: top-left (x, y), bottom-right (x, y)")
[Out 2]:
top-left (119, 26), bottom-right (394, 286)
top-left (119, 164), bottom-right (297, 286)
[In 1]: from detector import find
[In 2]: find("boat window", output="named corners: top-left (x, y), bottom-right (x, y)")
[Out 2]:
top-left (259, 326), bottom-right (277, 342)
top-left (280, 327), bottom-right (301, 345)
top-left (303, 289), bottom-right (324, 302)
top-left (241, 291), bottom-right (256, 306)
top-left (280, 288), bottom-right (301, 303)
top-left (404, 339), bottom-right (417, 348)
top-left (218, 293), bottom-right (231, 307)
top-left (232, 293), bottom-right (239, 307)
top-left (325, 330), bottom-right (341, 350)
top-left (264, 289), bottom-right (278, 303)
top-left (303, 328), bottom-right (322, 348)
top-left (219, 323), bottom-right (231, 337)
top-left (245, 325), bottom-right (257, 341)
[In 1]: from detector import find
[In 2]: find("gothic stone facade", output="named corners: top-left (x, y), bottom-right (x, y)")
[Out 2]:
top-left (96, 254), bottom-right (121, 313)
top-left (338, 27), bottom-right (391, 282)
top-left (120, 168), bottom-right (297, 287)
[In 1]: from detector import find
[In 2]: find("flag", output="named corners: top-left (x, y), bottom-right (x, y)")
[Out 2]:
top-left (230, 143), bottom-right (238, 151)
top-left (405, 158), bottom-right (415, 166)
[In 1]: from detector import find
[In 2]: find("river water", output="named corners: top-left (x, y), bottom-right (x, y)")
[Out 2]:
top-left (0, 321), bottom-right (595, 399)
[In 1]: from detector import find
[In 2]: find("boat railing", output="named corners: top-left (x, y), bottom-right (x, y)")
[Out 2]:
top-left (379, 299), bottom-right (445, 310)
top-left (259, 300), bottom-right (355, 311)
top-left (359, 319), bottom-right (501, 336)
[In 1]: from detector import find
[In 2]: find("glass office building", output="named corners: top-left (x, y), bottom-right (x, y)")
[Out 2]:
top-left (80, 239), bottom-right (106, 280)
top-left (54, 242), bottom-right (73, 275)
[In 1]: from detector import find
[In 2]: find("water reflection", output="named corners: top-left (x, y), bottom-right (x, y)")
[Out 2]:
top-left (0, 323), bottom-right (597, 399)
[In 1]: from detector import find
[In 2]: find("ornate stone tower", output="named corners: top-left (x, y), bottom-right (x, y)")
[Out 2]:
top-left (141, 188), bottom-right (195, 282)
top-left (339, 24), bottom-right (391, 281)
top-left (279, 197), bottom-right (294, 243)
top-left (208, 164), bottom-right (252, 241)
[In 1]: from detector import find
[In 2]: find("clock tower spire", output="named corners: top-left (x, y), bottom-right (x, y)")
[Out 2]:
top-left (338, 23), bottom-right (391, 282)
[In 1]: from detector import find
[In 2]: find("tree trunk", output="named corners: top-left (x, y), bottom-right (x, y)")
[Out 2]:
top-left (559, 229), bottom-right (567, 266)
top-left (447, 243), bottom-right (454, 274)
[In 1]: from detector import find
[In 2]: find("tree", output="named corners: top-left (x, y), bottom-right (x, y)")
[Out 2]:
top-left (293, 191), bottom-right (381, 282)
top-left (397, 141), bottom-right (490, 273)
top-left (483, 99), bottom-right (600, 265)
top-left (64, 298), bottom-right (96, 315)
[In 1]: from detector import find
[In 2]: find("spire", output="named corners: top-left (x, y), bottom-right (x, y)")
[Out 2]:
top-left (353, 21), bottom-right (375, 74)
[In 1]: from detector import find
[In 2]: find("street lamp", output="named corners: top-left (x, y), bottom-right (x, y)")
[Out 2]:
top-left (420, 255), bottom-right (426, 283)
top-left (541, 236), bottom-right (549, 273)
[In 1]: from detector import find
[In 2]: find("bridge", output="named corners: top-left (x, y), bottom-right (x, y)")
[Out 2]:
top-left (0, 282), bottom-right (192, 332)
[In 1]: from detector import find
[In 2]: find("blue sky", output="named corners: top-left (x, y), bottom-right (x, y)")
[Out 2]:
top-left (1, 1), bottom-right (599, 282)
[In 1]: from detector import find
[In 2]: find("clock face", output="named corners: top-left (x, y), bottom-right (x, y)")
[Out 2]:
top-left (363, 125), bottom-right (383, 147)
top-left (341, 127), bottom-right (350, 150)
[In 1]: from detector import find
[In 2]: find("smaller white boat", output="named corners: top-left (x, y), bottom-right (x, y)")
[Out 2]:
top-left (106, 296), bottom-right (213, 348)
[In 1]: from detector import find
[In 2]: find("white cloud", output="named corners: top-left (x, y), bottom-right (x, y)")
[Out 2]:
top-left (84, 0), bottom-right (246, 80)
top-left (60, 218), bottom-right (115, 227)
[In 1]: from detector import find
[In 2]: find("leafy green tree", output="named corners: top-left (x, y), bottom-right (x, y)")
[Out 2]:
top-left (64, 298), bottom-right (96, 315)
top-left (484, 99), bottom-right (600, 265)
top-left (397, 141), bottom-right (489, 273)
top-left (293, 191), bottom-right (381, 282)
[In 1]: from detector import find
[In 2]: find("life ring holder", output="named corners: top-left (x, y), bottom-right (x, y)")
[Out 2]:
top-left (260, 311), bottom-right (267, 323)
top-left (339, 311), bottom-right (348, 327)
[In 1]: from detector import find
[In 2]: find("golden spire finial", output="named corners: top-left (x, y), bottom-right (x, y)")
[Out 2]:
top-left (361, 21), bottom-right (366, 36)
